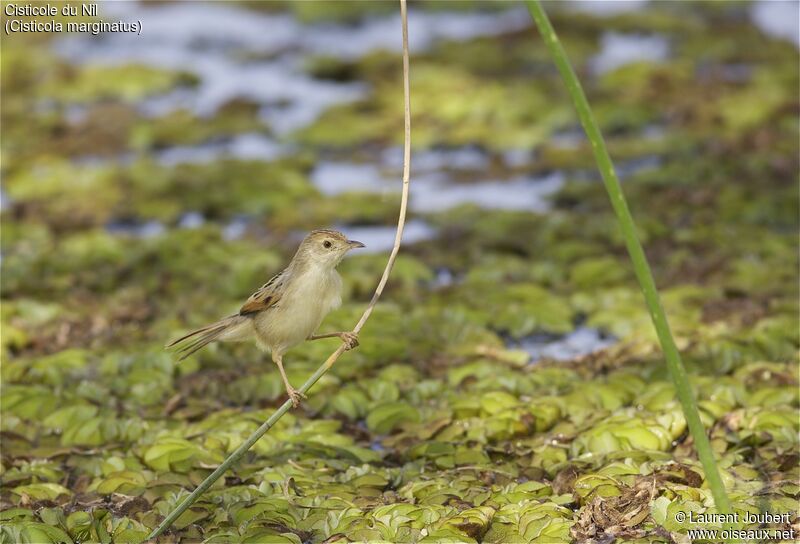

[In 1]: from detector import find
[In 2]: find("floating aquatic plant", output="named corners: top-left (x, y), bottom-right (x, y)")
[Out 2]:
top-left (1, 1), bottom-right (797, 543)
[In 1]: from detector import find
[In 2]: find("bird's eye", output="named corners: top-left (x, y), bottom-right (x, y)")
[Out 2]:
top-left (323, 240), bottom-right (332, 249)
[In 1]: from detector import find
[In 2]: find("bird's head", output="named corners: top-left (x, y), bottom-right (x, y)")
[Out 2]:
top-left (297, 229), bottom-right (365, 268)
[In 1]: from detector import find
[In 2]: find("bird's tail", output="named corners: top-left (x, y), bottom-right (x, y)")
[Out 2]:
top-left (165, 314), bottom-right (250, 361)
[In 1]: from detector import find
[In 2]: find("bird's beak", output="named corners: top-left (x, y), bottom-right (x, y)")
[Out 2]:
top-left (347, 240), bottom-right (365, 249)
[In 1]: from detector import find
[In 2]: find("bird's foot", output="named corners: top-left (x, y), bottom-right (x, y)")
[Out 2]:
top-left (287, 387), bottom-right (307, 408)
top-left (339, 332), bottom-right (359, 350)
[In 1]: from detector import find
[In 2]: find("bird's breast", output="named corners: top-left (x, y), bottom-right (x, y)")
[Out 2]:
top-left (254, 268), bottom-right (342, 353)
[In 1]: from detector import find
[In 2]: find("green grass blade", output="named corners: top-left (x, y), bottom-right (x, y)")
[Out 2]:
top-left (524, 0), bottom-right (732, 515)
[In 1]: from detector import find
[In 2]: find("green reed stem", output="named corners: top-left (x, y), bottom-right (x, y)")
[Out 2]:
top-left (146, 355), bottom-right (336, 541)
top-left (525, 0), bottom-right (732, 515)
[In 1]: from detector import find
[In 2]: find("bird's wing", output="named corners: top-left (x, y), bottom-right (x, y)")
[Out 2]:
top-left (239, 269), bottom-right (286, 315)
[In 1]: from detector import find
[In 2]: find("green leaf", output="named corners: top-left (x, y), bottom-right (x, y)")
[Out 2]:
top-left (61, 416), bottom-right (105, 446)
top-left (143, 437), bottom-right (218, 473)
top-left (92, 470), bottom-right (148, 495)
top-left (650, 496), bottom-right (670, 526)
top-left (328, 386), bottom-right (370, 420)
top-left (480, 391), bottom-right (519, 415)
top-left (11, 483), bottom-right (71, 502)
top-left (0, 509), bottom-right (35, 522)
top-left (366, 402), bottom-right (420, 434)
top-left (42, 404), bottom-right (99, 430)
top-left (0, 522), bottom-right (73, 544)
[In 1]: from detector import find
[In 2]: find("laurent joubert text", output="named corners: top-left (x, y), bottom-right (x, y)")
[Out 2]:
top-left (674, 510), bottom-right (796, 542)
top-left (4, 3), bottom-right (141, 35)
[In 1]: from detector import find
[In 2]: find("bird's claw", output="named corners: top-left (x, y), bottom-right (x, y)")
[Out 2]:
top-left (339, 332), bottom-right (359, 350)
top-left (287, 387), bottom-right (306, 408)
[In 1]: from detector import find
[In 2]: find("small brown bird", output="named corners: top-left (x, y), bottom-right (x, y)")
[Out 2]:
top-left (166, 229), bottom-right (364, 406)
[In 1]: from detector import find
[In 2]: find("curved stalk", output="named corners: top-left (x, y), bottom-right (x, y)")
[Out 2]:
top-left (146, 0), bottom-right (412, 539)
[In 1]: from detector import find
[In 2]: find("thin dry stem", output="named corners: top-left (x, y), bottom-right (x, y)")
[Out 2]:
top-left (352, 0), bottom-right (411, 334)
top-left (146, 2), bottom-right (411, 538)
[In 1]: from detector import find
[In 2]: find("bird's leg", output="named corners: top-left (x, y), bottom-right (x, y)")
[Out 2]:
top-left (272, 353), bottom-right (305, 407)
top-left (307, 331), bottom-right (359, 350)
